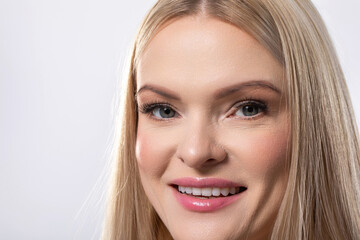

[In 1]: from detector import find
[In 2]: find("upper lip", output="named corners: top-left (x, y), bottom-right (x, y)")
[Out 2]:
top-left (169, 177), bottom-right (246, 188)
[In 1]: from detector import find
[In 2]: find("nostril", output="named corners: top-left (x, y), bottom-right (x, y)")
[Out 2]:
top-left (202, 158), bottom-right (222, 167)
top-left (203, 155), bottom-right (228, 167)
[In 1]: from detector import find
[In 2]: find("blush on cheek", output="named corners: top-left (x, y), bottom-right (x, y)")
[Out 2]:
top-left (226, 126), bottom-right (289, 178)
top-left (247, 129), bottom-right (289, 176)
top-left (135, 130), bottom-right (172, 178)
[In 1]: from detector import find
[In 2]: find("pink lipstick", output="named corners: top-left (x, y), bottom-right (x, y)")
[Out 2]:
top-left (170, 177), bottom-right (247, 212)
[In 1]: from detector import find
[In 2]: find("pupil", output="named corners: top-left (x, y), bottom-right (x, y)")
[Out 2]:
top-left (246, 106), bottom-right (254, 112)
top-left (164, 108), bottom-right (171, 114)
top-left (159, 107), bottom-right (175, 118)
top-left (243, 105), bottom-right (258, 116)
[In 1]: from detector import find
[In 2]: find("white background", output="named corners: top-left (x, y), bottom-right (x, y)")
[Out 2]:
top-left (0, 1), bottom-right (359, 239)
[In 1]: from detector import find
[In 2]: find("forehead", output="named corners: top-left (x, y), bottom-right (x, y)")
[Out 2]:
top-left (137, 16), bottom-right (284, 96)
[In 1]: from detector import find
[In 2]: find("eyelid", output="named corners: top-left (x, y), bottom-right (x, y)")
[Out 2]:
top-left (234, 100), bottom-right (267, 109)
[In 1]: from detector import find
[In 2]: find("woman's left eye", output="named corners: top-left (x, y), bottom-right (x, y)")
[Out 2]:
top-left (233, 102), bottom-right (267, 118)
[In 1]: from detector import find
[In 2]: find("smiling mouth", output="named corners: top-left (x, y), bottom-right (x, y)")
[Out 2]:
top-left (173, 185), bottom-right (247, 199)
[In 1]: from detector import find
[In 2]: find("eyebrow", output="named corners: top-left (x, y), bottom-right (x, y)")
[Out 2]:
top-left (136, 80), bottom-right (281, 100)
top-left (136, 85), bottom-right (181, 100)
top-left (214, 80), bottom-right (281, 98)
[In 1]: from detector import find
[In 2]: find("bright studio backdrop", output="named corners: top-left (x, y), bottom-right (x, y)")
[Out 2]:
top-left (0, 1), bottom-right (359, 239)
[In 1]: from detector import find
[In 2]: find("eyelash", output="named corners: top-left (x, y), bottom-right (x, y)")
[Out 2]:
top-left (138, 98), bottom-right (268, 121)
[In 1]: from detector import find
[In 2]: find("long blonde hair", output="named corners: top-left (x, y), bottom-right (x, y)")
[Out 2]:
top-left (102, 0), bottom-right (360, 239)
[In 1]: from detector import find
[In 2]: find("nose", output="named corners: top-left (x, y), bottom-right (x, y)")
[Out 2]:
top-left (176, 119), bottom-right (227, 169)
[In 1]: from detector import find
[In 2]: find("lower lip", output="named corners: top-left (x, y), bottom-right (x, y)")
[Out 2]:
top-left (172, 187), bottom-right (245, 212)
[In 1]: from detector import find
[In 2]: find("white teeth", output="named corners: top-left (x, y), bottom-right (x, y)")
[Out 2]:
top-left (177, 186), bottom-right (244, 197)
top-left (220, 188), bottom-right (230, 196)
top-left (201, 188), bottom-right (212, 197)
top-left (178, 186), bottom-right (186, 193)
top-left (192, 188), bottom-right (202, 196)
top-left (212, 188), bottom-right (221, 196)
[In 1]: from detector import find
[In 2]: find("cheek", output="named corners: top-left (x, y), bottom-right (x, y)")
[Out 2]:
top-left (252, 129), bottom-right (287, 167)
top-left (224, 125), bottom-right (289, 179)
top-left (135, 122), bottom-right (176, 179)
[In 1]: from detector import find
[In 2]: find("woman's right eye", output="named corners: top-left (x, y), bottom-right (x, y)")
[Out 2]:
top-left (152, 106), bottom-right (176, 119)
top-left (138, 102), bottom-right (178, 120)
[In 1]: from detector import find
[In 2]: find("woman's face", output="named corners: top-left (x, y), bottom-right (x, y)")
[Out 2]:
top-left (136, 16), bottom-right (289, 240)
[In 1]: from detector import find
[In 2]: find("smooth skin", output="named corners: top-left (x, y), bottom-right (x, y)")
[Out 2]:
top-left (135, 16), bottom-right (290, 240)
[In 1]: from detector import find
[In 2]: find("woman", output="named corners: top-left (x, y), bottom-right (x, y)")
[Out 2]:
top-left (103, 0), bottom-right (360, 239)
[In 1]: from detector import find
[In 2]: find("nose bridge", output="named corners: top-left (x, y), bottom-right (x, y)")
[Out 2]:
top-left (177, 113), bottom-right (226, 168)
